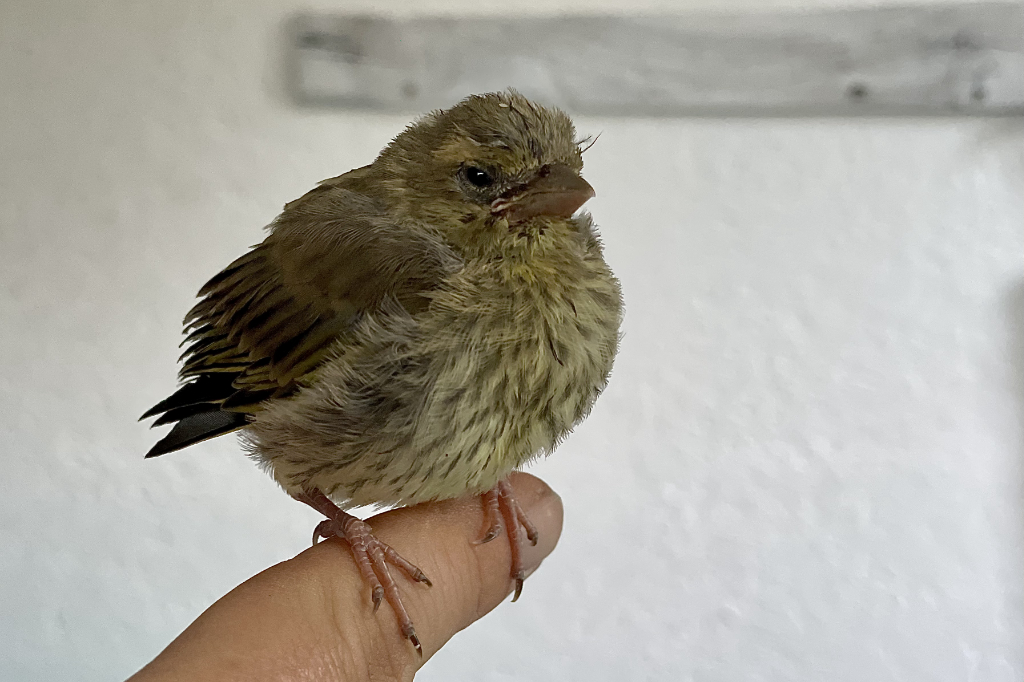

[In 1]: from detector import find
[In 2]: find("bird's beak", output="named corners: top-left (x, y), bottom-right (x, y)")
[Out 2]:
top-left (491, 164), bottom-right (595, 224)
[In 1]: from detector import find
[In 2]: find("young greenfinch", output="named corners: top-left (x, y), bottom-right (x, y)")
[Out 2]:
top-left (142, 90), bottom-right (622, 653)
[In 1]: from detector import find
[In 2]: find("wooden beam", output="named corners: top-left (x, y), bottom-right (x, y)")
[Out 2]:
top-left (284, 4), bottom-right (1024, 117)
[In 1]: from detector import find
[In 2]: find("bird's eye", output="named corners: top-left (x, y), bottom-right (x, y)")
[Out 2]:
top-left (463, 166), bottom-right (494, 188)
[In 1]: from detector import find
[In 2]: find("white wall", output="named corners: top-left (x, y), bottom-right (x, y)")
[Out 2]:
top-left (1, 1), bottom-right (1022, 681)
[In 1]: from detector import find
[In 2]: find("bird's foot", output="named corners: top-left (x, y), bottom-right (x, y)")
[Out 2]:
top-left (475, 478), bottom-right (539, 602)
top-left (296, 489), bottom-right (431, 655)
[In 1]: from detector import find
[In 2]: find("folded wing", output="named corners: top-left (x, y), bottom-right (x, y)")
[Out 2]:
top-left (142, 177), bottom-right (461, 457)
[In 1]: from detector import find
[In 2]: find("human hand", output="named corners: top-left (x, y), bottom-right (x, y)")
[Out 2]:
top-left (129, 473), bottom-right (562, 682)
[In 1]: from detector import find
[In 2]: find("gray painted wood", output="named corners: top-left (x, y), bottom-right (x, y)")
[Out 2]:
top-left (285, 5), bottom-right (1024, 117)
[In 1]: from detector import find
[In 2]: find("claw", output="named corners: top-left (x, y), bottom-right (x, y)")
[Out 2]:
top-left (512, 574), bottom-right (525, 603)
top-left (474, 524), bottom-right (502, 545)
top-left (312, 519), bottom-right (334, 546)
top-left (371, 586), bottom-right (384, 613)
top-left (476, 487), bottom-right (503, 545)
top-left (525, 527), bottom-right (539, 546)
top-left (403, 624), bottom-right (423, 657)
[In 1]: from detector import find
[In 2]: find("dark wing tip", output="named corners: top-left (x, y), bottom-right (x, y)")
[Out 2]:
top-left (140, 375), bottom-right (238, 422)
top-left (144, 411), bottom-right (249, 458)
top-left (139, 404), bottom-right (164, 421)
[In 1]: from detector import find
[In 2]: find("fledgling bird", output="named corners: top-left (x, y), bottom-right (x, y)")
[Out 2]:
top-left (142, 90), bottom-right (622, 653)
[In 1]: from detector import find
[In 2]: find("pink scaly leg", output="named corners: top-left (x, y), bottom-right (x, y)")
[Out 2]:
top-left (475, 478), bottom-right (539, 602)
top-left (295, 488), bottom-right (432, 655)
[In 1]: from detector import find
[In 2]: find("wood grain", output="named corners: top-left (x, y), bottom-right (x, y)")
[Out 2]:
top-left (284, 4), bottom-right (1024, 117)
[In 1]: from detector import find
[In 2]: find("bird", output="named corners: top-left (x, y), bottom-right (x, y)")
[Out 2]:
top-left (141, 90), bottom-right (622, 654)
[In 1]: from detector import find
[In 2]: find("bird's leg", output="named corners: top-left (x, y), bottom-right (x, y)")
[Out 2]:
top-left (294, 488), bottom-right (432, 655)
top-left (475, 478), bottom-right (539, 602)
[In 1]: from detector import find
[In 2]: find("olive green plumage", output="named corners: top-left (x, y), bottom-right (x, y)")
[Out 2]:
top-left (143, 90), bottom-right (622, 509)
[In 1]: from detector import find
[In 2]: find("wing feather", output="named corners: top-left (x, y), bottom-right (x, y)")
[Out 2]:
top-left (143, 172), bottom-right (461, 442)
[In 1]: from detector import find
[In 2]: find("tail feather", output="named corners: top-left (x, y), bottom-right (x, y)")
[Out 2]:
top-left (144, 411), bottom-right (249, 458)
top-left (139, 374), bottom-right (236, 421)
top-left (152, 402), bottom-right (223, 427)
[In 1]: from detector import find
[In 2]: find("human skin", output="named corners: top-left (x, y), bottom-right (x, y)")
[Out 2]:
top-left (129, 473), bottom-right (563, 682)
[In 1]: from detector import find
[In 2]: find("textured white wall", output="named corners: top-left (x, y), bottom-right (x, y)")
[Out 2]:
top-left (1, 1), bottom-right (1022, 681)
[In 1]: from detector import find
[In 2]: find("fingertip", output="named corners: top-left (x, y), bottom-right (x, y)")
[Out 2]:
top-left (501, 473), bottom-right (563, 577)
top-left (282, 475), bottom-right (564, 674)
top-left (370, 474), bottom-right (563, 655)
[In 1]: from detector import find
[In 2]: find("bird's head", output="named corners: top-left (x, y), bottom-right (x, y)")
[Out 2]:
top-left (373, 91), bottom-right (595, 256)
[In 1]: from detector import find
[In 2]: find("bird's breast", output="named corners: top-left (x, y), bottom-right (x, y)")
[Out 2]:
top-left (412, 262), bottom-right (621, 485)
top-left (247, 256), bottom-right (621, 508)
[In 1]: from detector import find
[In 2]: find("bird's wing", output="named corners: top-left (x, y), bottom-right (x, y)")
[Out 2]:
top-left (144, 180), bottom-right (461, 426)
